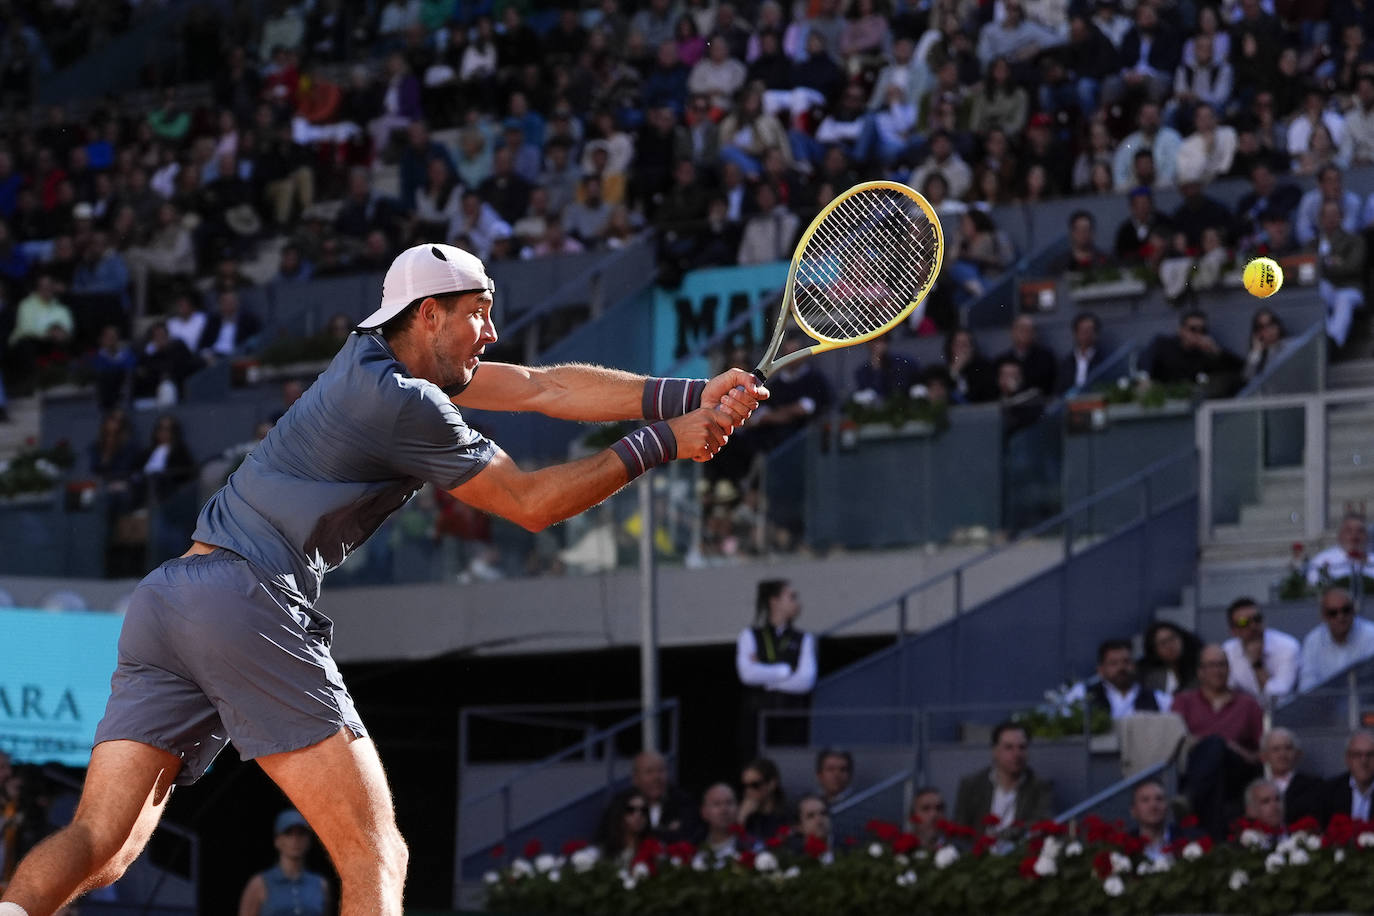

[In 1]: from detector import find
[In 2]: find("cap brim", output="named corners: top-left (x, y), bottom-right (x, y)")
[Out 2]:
top-left (356, 299), bottom-right (409, 330)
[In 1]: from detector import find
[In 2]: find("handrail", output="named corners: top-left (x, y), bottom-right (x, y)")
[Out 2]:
top-left (1053, 758), bottom-right (1173, 824)
top-left (831, 768), bottom-right (913, 817)
top-left (817, 447), bottom-right (1196, 640)
top-left (459, 699), bottom-right (679, 810)
top-left (1236, 320), bottom-right (1326, 398)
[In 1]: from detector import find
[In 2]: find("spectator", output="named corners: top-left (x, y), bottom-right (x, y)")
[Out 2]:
top-left (1346, 73), bottom-right (1374, 166)
top-left (1299, 586), bottom-right (1374, 690)
top-left (132, 323), bottom-right (201, 404)
top-left (995, 358), bottom-right (1042, 436)
top-left (88, 324), bottom-right (135, 410)
top-left (695, 784), bottom-right (752, 859)
top-left (737, 578), bottom-right (817, 753)
top-left (1243, 778), bottom-right (1284, 833)
top-left (644, 40), bottom-right (691, 114)
top-left (1323, 730), bottom-right (1374, 824)
top-left (1221, 597), bottom-right (1301, 703)
top-left (815, 748), bottom-right (854, 807)
top-left (1310, 199), bottom-right (1366, 351)
top-left (563, 177), bottom-right (614, 246)
top-left (868, 36), bottom-right (931, 110)
top-left (634, 107), bottom-right (691, 206)
top-left (943, 327), bottom-right (997, 404)
top-left (909, 131), bottom-right (973, 202)
top-left (1249, 209), bottom-right (1300, 259)
top-left (367, 53), bottom-right (422, 156)
top-left (1052, 210), bottom-right (1110, 273)
top-left (70, 231), bottom-right (131, 313)
top-left (523, 220), bottom-right (583, 259)
top-left (1176, 103), bottom-right (1237, 184)
top-left (1243, 307), bottom-right (1289, 382)
top-left (1057, 312), bottom-right (1105, 395)
top-left (1111, 3), bottom-right (1181, 107)
top-left (736, 184), bottom-right (799, 265)
top-left (1171, 645), bottom-right (1265, 839)
top-left (595, 789), bottom-right (651, 866)
top-left (1235, 161), bottom-right (1302, 235)
top-left (1129, 778), bottom-right (1201, 862)
top-left (1113, 102), bottom-right (1182, 191)
top-left (273, 244), bottom-right (313, 284)
top-left (632, 0), bottom-right (679, 49)
top-left (738, 757), bottom-right (789, 840)
top-left (87, 408), bottom-right (140, 491)
top-left (6, 273), bottom-right (73, 393)
top-left (688, 34), bottom-right (747, 111)
top-left (976, 1), bottom-right (1062, 82)
top-left (608, 750), bottom-right (699, 844)
top-left (1115, 187), bottom-right (1167, 262)
top-left (1306, 512), bottom-right (1374, 587)
top-left (792, 30), bottom-right (845, 106)
top-left (996, 315), bottom-right (1056, 397)
top-left (1170, 178), bottom-right (1234, 250)
top-left (127, 202), bottom-right (195, 317)
top-left (791, 794), bottom-right (832, 855)
top-left (1140, 621), bottom-right (1203, 697)
top-left (1260, 727), bottom-right (1327, 826)
top-left (136, 413), bottom-right (197, 504)
top-left (854, 337), bottom-right (918, 401)
top-left (413, 156), bottom-right (462, 240)
top-left (1147, 309), bottom-right (1243, 388)
top-left (1073, 120), bottom-right (1118, 193)
top-left (908, 787), bottom-right (949, 850)
top-left (813, 84), bottom-right (871, 163)
top-left (236, 809), bottom-right (330, 916)
top-left (197, 288), bottom-right (263, 361)
top-left (451, 191), bottom-right (513, 262)
top-left (953, 721), bottom-right (1053, 833)
top-left (1087, 638), bottom-right (1168, 719)
top-left (1170, 34), bottom-right (1233, 128)
top-left (1287, 90), bottom-right (1348, 174)
top-left (970, 57), bottom-right (1029, 138)
top-left (1294, 165), bottom-right (1361, 246)
top-left (950, 210), bottom-right (1014, 300)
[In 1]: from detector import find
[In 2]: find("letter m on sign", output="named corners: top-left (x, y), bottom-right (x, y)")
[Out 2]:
top-left (674, 294), bottom-right (718, 359)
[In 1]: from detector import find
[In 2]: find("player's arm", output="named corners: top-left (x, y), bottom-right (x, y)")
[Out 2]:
top-left (451, 407), bottom-right (732, 531)
top-left (453, 362), bottom-right (766, 425)
top-left (237, 874), bottom-right (266, 916)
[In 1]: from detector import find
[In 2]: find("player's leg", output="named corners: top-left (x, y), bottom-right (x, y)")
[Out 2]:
top-left (256, 728), bottom-right (408, 916)
top-left (1, 740), bottom-right (180, 915)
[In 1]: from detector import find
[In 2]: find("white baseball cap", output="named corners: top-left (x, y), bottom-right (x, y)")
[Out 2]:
top-left (357, 243), bottom-right (495, 330)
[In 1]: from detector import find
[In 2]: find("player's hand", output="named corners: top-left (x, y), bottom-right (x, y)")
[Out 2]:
top-left (668, 406), bottom-right (733, 462)
top-left (704, 368), bottom-right (769, 426)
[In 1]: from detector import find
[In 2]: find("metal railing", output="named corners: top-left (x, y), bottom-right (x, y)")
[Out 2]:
top-left (1054, 758), bottom-right (1176, 826)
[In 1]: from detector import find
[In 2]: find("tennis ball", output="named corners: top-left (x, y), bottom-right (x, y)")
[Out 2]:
top-left (1243, 257), bottom-right (1283, 298)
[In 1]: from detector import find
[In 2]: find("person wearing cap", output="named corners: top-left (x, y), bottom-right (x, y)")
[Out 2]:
top-left (237, 809), bottom-right (330, 916)
top-left (0, 243), bottom-right (764, 916)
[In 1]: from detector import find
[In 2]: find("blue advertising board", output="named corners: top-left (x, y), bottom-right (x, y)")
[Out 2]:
top-left (0, 609), bottom-right (122, 767)
top-left (651, 262), bottom-right (790, 376)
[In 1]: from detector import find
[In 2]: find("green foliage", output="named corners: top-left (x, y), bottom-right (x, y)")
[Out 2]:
top-left (1094, 378), bottom-right (1195, 408)
top-left (1013, 696), bottom-right (1114, 739)
top-left (842, 393), bottom-right (949, 431)
top-left (0, 439), bottom-right (75, 498)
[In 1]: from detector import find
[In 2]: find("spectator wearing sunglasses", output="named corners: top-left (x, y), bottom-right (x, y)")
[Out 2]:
top-left (1243, 307), bottom-right (1287, 382)
top-left (604, 750), bottom-right (699, 845)
top-left (1146, 308), bottom-right (1242, 388)
top-left (1299, 587), bottom-right (1374, 691)
top-left (595, 789), bottom-right (652, 866)
top-left (1221, 597), bottom-right (1300, 703)
top-left (1305, 512), bottom-right (1374, 587)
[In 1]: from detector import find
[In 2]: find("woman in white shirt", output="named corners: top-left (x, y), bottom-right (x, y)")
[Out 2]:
top-left (413, 156), bottom-right (463, 239)
top-left (736, 579), bottom-right (817, 758)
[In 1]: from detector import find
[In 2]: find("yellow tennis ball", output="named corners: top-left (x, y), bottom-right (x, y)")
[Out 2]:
top-left (1243, 257), bottom-right (1283, 298)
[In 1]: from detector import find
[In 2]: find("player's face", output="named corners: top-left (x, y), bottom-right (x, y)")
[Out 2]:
top-left (434, 291), bottom-right (496, 389)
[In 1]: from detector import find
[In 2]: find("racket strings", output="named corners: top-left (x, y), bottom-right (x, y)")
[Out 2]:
top-left (792, 188), bottom-right (938, 342)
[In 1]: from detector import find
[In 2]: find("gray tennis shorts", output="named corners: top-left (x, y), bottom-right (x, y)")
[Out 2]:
top-left (94, 549), bottom-right (366, 785)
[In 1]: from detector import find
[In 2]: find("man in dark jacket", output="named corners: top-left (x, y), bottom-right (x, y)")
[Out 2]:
top-left (954, 722), bottom-right (1054, 833)
top-left (1323, 730), bottom-right (1374, 826)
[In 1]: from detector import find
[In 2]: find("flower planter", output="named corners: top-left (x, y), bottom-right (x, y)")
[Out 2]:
top-left (855, 420), bottom-right (937, 441)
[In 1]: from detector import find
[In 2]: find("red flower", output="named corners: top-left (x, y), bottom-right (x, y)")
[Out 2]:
top-left (561, 839), bottom-right (588, 856)
top-left (522, 839), bottom-right (542, 859)
top-left (774, 824), bottom-right (793, 838)
top-left (892, 832), bottom-right (920, 855)
top-left (803, 835), bottom-right (828, 858)
top-left (970, 835), bottom-right (995, 857)
top-left (1179, 814), bottom-right (1200, 829)
top-left (1291, 542), bottom-right (1304, 555)
top-left (937, 818), bottom-right (976, 839)
top-left (728, 823), bottom-right (747, 837)
top-left (842, 835), bottom-right (857, 847)
top-left (635, 836), bottom-right (663, 861)
top-left (981, 814), bottom-right (1003, 827)
top-left (1018, 854), bottom-right (1040, 879)
top-left (1120, 835), bottom-right (1146, 856)
top-left (1030, 819), bottom-right (1068, 836)
top-left (739, 850), bottom-right (756, 869)
top-left (765, 835), bottom-right (785, 848)
top-left (1288, 816), bottom-right (1321, 835)
top-left (1092, 850), bottom-right (1113, 879)
top-left (666, 841), bottom-right (697, 862)
top-left (490, 844), bottom-right (506, 859)
top-left (866, 819), bottom-right (901, 842)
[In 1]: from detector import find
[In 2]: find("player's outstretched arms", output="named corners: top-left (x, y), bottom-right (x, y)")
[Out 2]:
top-left (450, 409), bottom-right (733, 531)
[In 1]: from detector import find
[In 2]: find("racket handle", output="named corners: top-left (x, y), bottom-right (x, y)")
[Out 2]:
top-left (752, 369), bottom-right (769, 384)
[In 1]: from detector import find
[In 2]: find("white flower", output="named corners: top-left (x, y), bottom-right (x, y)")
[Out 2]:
top-left (1041, 837), bottom-right (1062, 859)
top-left (1135, 861), bottom-right (1152, 876)
top-left (1117, 376), bottom-right (1131, 390)
top-left (1064, 841), bottom-right (1083, 858)
top-left (914, 849), bottom-right (930, 860)
top-left (631, 861), bottom-right (650, 879)
top-left (34, 458), bottom-right (59, 479)
top-left (754, 851), bottom-right (779, 873)
top-left (1103, 875), bottom-right (1125, 897)
top-left (1239, 829), bottom-right (1266, 849)
top-left (669, 856), bottom-right (682, 867)
top-left (908, 384), bottom-right (930, 400)
top-left (782, 866), bottom-right (800, 880)
top-left (1265, 852), bottom-right (1284, 874)
top-left (934, 846), bottom-right (960, 869)
top-left (483, 870), bottom-right (500, 885)
top-left (1151, 857), bottom-right (1173, 873)
top-left (1229, 869), bottom-right (1249, 891)
top-left (571, 846), bottom-right (600, 873)
top-left (691, 853), bottom-right (709, 872)
top-left (869, 842), bottom-right (886, 858)
top-left (894, 853), bottom-right (910, 867)
top-left (534, 853), bottom-right (558, 873)
top-left (1287, 847), bottom-right (1310, 866)
top-left (1033, 856), bottom-right (1057, 877)
top-left (510, 858), bottom-right (534, 878)
top-left (622, 875), bottom-right (637, 890)
top-left (1110, 851), bottom-right (1132, 875)
top-left (896, 869), bottom-right (918, 887)
top-left (851, 388), bottom-right (880, 406)
top-left (1335, 848), bottom-right (1347, 864)
top-left (1358, 832), bottom-right (1374, 848)
top-left (1276, 835), bottom-right (1299, 856)
top-left (548, 869), bottom-right (561, 883)
top-left (1181, 842), bottom-right (1204, 861)
top-left (1305, 834), bottom-right (1322, 851)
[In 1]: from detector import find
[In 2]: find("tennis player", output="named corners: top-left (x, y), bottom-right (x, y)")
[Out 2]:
top-left (0, 243), bottom-right (765, 916)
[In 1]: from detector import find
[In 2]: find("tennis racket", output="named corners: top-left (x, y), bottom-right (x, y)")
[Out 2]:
top-left (751, 180), bottom-right (944, 382)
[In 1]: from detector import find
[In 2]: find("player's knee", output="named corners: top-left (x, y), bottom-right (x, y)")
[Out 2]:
top-left (337, 825), bottom-right (407, 885)
top-left (379, 827), bottom-right (409, 883)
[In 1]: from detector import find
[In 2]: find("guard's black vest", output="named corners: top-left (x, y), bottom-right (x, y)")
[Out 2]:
top-left (752, 625), bottom-right (803, 668)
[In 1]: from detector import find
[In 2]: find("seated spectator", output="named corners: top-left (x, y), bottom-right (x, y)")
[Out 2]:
top-left (688, 33), bottom-right (747, 111)
top-left (860, 83), bottom-right (921, 167)
top-left (1306, 512), bottom-right (1374, 587)
top-left (578, 141), bottom-right (627, 209)
top-left (1129, 778), bottom-right (1201, 862)
top-left (1052, 210), bottom-right (1110, 274)
top-left (164, 288), bottom-right (207, 354)
top-left (1169, 33), bottom-right (1232, 129)
top-left (1309, 199), bottom-right (1366, 351)
top-left (88, 324), bottom-right (135, 410)
top-left (867, 36), bottom-right (931, 111)
top-left (1088, 638), bottom-right (1169, 719)
top-left (1243, 778), bottom-right (1284, 833)
top-left (1115, 187), bottom-right (1168, 263)
top-left (738, 757), bottom-right (789, 841)
top-left (943, 327), bottom-right (997, 404)
top-left (413, 155), bottom-right (462, 240)
top-left (909, 131), bottom-right (972, 202)
top-left (954, 721), bottom-right (1053, 834)
top-left (1170, 178), bottom-right (1233, 251)
top-left (1299, 586), bottom-right (1374, 691)
top-left (1347, 73), bottom-right (1374, 166)
top-left (950, 210), bottom-right (1014, 299)
top-left (6, 273), bottom-right (74, 394)
top-left (87, 408), bottom-right (140, 492)
top-left (789, 794), bottom-right (831, 856)
top-left (132, 322), bottom-right (201, 404)
top-left (136, 413), bottom-right (197, 504)
top-left (1140, 621), bottom-right (1202, 699)
top-left (1294, 165), bottom-right (1361, 247)
top-left (813, 84), bottom-right (871, 162)
top-left (1175, 104), bottom-right (1236, 185)
top-left (1323, 730), bottom-right (1374, 825)
top-left (908, 787), bottom-right (949, 849)
top-left (995, 358), bottom-right (1042, 436)
top-left (70, 231), bottom-right (130, 313)
top-left (499, 121), bottom-right (542, 186)
top-left (853, 337), bottom-right (918, 401)
top-left (815, 748), bottom-right (854, 808)
top-left (1235, 161), bottom-right (1302, 236)
top-left (736, 184), bottom-right (799, 266)
top-left (1260, 727), bottom-right (1327, 826)
top-left (522, 220), bottom-right (583, 259)
top-left (686, 197), bottom-right (742, 269)
top-left (335, 166), bottom-right (399, 242)
top-left (197, 289), bottom-right (262, 361)
top-left (1287, 90), bottom-right (1348, 176)
top-left (1113, 101), bottom-right (1182, 191)
top-left (1042, 16), bottom-right (1117, 119)
top-left (1172, 645), bottom-right (1264, 839)
top-left (1072, 120), bottom-right (1118, 194)
top-left (996, 315), bottom-right (1056, 397)
top-left (695, 783), bottom-right (753, 859)
top-left (1222, 597), bottom-right (1300, 703)
top-left (127, 202), bottom-right (196, 317)
top-left (1248, 209), bottom-right (1300, 259)
top-left (607, 750), bottom-right (698, 844)
top-left (595, 789), bottom-right (650, 866)
top-left (1147, 309), bottom-right (1243, 389)
top-left (1294, 125), bottom-right (1347, 178)
top-left (975, 1), bottom-right (1062, 85)
top-left (367, 53), bottom-right (421, 157)
top-left (1053, 312), bottom-right (1103, 396)
top-left (563, 176), bottom-right (614, 246)
top-left (454, 127), bottom-right (494, 192)
top-left (451, 191), bottom-right (513, 262)
top-left (1243, 307), bottom-right (1288, 382)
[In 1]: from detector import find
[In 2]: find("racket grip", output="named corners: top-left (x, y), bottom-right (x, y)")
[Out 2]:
top-left (752, 369), bottom-right (769, 384)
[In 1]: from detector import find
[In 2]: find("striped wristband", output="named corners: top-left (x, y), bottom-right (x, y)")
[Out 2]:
top-left (610, 421), bottom-right (678, 480)
top-left (643, 377), bottom-right (706, 419)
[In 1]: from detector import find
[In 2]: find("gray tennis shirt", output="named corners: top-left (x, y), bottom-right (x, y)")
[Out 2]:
top-left (192, 332), bottom-right (497, 605)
